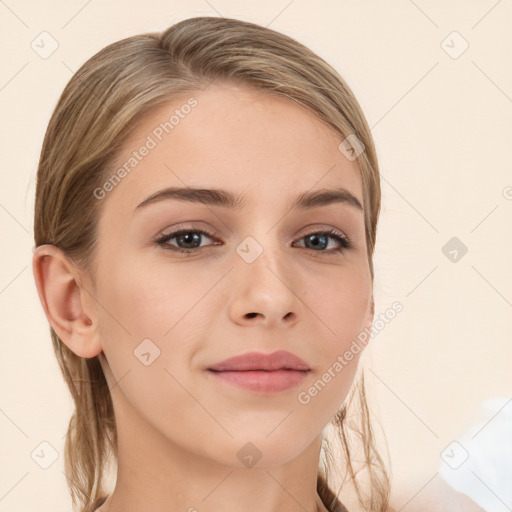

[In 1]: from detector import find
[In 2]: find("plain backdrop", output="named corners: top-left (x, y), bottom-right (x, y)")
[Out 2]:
top-left (1, 1), bottom-right (511, 511)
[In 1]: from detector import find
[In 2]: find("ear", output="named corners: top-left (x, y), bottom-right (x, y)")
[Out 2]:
top-left (368, 294), bottom-right (375, 324)
top-left (364, 293), bottom-right (375, 340)
top-left (32, 244), bottom-right (102, 358)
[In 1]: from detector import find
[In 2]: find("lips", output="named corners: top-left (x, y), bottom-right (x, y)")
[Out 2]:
top-left (208, 350), bottom-right (310, 372)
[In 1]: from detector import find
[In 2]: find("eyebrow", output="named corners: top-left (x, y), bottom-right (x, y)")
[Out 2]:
top-left (134, 186), bottom-right (363, 212)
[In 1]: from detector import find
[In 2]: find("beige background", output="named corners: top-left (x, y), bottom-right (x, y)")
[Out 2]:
top-left (1, 1), bottom-right (511, 511)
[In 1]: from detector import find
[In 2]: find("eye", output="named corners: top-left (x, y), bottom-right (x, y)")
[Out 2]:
top-left (155, 228), bottom-right (219, 253)
top-left (294, 228), bottom-right (352, 254)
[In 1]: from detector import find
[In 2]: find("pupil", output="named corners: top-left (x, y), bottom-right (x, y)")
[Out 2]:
top-left (179, 233), bottom-right (200, 248)
top-left (307, 234), bottom-right (327, 250)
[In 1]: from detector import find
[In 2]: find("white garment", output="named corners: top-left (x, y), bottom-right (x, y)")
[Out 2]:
top-left (439, 397), bottom-right (512, 512)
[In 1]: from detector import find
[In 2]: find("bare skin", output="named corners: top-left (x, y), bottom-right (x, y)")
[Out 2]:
top-left (33, 82), bottom-right (374, 512)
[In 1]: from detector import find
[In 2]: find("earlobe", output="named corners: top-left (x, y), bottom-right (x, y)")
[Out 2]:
top-left (366, 294), bottom-right (375, 331)
top-left (32, 244), bottom-right (102, 358)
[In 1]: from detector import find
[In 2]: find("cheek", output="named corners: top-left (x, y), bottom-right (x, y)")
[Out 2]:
top-left (97, 255), bottom-right (213, 339)
top-left (305, 264), bottom-right (372, 348)
top-left (93, 259), bottom-right (207, 432)
top-left (294, 265), bottom-right (371, 410)
top-left (94, 256), bottom-right (215, 397)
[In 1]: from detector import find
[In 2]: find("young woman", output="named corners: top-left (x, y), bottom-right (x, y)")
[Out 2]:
top-left (32, 16), bottom-right (391, 512)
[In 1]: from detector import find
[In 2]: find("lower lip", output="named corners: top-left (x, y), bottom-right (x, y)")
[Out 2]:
top-left (207, 369), bottom-right (309, 393)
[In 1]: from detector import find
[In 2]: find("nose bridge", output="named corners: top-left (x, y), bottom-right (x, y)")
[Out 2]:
top-left (236, 229), bottom-right (286, 284)
top-left (229, 229), bottom-right (299, 325)
top-left (236, 241), bottom-right (264, 276)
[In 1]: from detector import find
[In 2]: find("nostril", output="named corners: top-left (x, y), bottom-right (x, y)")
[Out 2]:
top-left (246, 312), bottom-right (258, 318)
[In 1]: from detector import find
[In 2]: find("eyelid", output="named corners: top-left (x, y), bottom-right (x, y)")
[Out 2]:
top-left (156, 222), bottom-right (349, 240)
top-left (156, 222), bottom-right (221, 240)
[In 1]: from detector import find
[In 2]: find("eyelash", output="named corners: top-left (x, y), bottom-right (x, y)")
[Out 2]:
top-left (155, 227), bottom-right (352, 256)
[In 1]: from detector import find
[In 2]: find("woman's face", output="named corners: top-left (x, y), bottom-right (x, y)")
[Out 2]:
top-left (90, 82), bottom-right (374, 467)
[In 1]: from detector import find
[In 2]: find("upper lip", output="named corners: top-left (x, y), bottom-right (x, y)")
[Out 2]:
top-left (208, 350), bottom-right (310, 372)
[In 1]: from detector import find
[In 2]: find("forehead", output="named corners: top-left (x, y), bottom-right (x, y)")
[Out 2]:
top-left (103, 83), bottom-right (363, 214)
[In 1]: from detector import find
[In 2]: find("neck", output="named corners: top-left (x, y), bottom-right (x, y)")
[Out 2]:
top-left (99, 385), bottom-right (328, 512)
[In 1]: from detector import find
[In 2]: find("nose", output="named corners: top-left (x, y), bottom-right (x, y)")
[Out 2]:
top-left (227, 241), bottom-right (299, 328)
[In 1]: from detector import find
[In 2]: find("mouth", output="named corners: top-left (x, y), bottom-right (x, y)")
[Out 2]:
top-left (207, 350), bottom-right (310, 372)
top-left (207, 368), bottom-right (310, 393)
top-left (206, 350), bottom-right (311, 393)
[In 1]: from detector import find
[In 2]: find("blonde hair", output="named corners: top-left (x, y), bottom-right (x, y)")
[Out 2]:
top-left (33, 16), bottom-right (390, 512)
